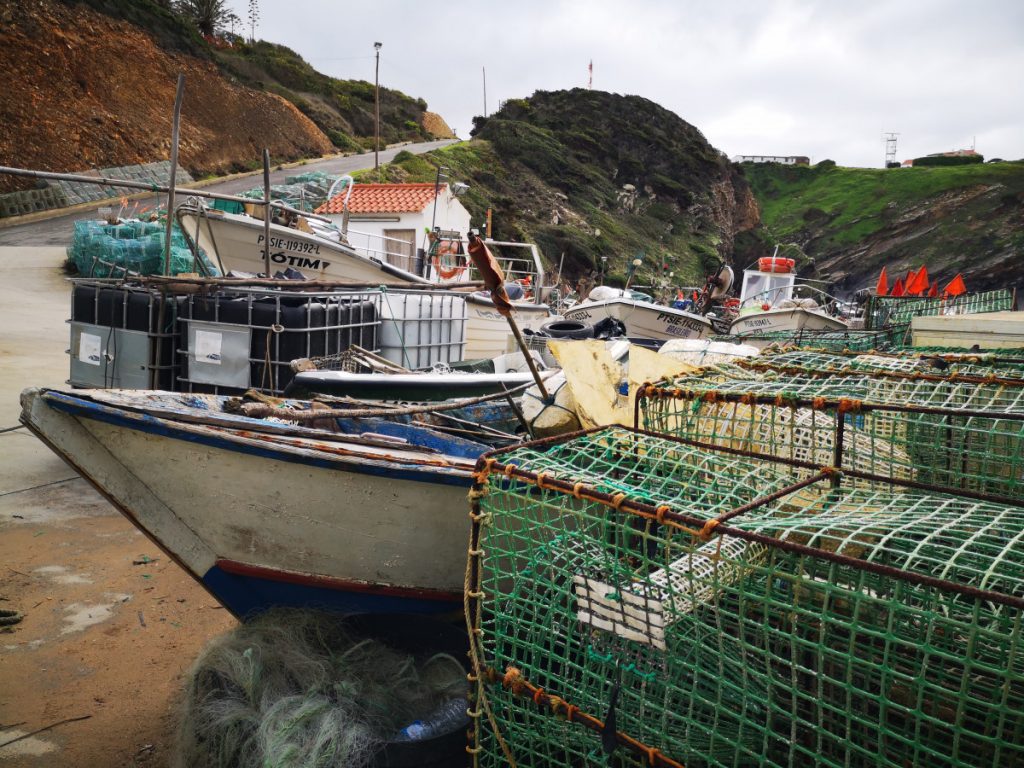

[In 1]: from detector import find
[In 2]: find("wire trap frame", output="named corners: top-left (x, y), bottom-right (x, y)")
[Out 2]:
top-left (744, 349), bottom-right (1024, 381)
top-left (465, 425), bottom-right (1024, 768)
top-left (636, 366), bottom-right (1024, 501)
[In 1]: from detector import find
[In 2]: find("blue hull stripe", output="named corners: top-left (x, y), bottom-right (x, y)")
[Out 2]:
top-left (202, 565), bottom-right (460, 618)
top-left (44, 393), bottom-right (472, 488)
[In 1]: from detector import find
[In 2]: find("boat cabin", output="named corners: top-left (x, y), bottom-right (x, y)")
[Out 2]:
top-left (738, 267), bottom-right (796, 308)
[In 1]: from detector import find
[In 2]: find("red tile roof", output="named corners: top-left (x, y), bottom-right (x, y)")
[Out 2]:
top-left (315, 183), bottom-right (445, 215)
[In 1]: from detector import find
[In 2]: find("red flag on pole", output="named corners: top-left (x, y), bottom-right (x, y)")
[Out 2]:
top-left (944, 273), bottom-right (967, 297)
top-left (907, 265), bottom-right (930, 296)
top-left (890, 278), bottom-right (905, 297)
top-left (875, 267), bottom-right (889, 296)
top-left (927, 281), bottom-right (939, 298)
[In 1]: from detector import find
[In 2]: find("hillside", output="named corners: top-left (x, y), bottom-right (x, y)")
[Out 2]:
top-left (0, 0), bottom-right (450, 193)
top-left (740, 160), bottom-right (1024, 293)
top-left (367, 89), bottom-right (759, 287)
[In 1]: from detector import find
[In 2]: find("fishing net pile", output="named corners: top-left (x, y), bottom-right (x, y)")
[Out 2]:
top-left (466, 354), bottom-right (1024, 766)
top-left (175, 610), bottom-right (467, 768)
top-left (66, 218), bottom-right (216, 277)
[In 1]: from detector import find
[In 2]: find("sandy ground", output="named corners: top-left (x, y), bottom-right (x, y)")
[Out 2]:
top-left (0, 246), bottom-right (235, 767)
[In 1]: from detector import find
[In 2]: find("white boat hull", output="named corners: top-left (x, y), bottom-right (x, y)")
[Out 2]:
top-left (563, 298), bottom-right (713, 341)
top-left (464, 295), bottom-right (551, 359)
top-left (179, 209), bottom-right (430, 284)
top-left (729, 307), bottom-right (848, 337)
top-left (20, 388), bottom-right (475, 617)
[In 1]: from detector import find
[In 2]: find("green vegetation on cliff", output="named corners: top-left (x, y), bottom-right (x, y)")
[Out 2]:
top-left (215, 41), bottom-right (434, 151)
top-left (56, 0), bottom-right (439, 151)
top-left (365, 90), bottom-right (758, 286)
top-left (742, 160), bottom-right (1024, 291)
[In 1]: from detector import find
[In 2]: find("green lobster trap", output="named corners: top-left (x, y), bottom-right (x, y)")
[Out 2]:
top-left (466, 426), bottom-right (1024, 768)
top-left (636, 366), bottom-right (1024, 501)
top-left (710, 325), bottom-right (911, 353)
top-left (864, 289), bottom-right (1014, 330)
top-left (747, 349), bottom-right (1024, 379)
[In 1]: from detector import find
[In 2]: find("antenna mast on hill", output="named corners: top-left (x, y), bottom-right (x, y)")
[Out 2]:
top-left (588, 60), bottom-right (593, 89)
top-left (883, 131), bottom-right (900, 168)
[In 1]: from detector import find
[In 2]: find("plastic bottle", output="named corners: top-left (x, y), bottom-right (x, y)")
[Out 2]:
top-left (393, 697), bottom-right (470, 742)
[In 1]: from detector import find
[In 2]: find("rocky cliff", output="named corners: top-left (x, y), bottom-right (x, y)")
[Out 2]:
top-left (740, 160), bottom-right (1024, 294)
top-left (0, 0), bottom-right (448, 194)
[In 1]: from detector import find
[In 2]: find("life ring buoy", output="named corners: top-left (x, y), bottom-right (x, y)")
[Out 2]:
top-left (758, 257), bottom-right (795, 273)
top-left (432, 241), bottom-right (466, 280)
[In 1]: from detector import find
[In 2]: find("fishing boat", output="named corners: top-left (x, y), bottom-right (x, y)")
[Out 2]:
top-left (562, 287), bottom-right (715, 341)
top-left (461, 240), bottom-right (553, 358)
top-left (20, 387), bottom-right (487, 618)
top-left (176, 200), bottom-right (434, 284)
top-left (728, 252), bottom-right (847, 337)
top-left (286, 348), bottom-right (550, 401)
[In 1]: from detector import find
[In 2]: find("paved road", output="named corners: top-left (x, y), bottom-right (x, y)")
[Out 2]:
top-left (0, 139), bottom-right (457, 246)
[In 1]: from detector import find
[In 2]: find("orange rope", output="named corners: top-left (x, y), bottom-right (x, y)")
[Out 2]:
top-left (837, 398), bottom-right (862, 414)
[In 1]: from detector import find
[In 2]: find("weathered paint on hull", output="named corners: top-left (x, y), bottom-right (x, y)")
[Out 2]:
top-left (563, 299), bottom-right (713, 341)
top-left (20, 389), bottom-right (473, 618)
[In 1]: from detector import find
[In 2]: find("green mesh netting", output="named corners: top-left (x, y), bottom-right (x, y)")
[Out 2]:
top-left (467, 426), bottom-right (1024, 768)
top-left (865, 289), bottom-right (1014, 330)
top-left (639, 368), bottom-right (1024, 500)
top-left (66, 218), bottom-right (217, 277)
top-left (746, 350), bottom-right (1024, 380)
top-left (241, 171), bottom-right (344, 212)
top-left (711, 325), bottom-right (911, 353)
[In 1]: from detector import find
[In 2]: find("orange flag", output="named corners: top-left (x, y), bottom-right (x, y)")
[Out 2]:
top-left (907, 265), bottom-right (930, 296)
top-left (890, 278), bottom-right (905, 297)
top-left (875, 267), bottom-right (889, 296)
top-left (927, 281), bottom-right (939, 298)
top-left (467, 236), bottom-right (513, 316)
top-left (944, 273), bottom-right (967, 297)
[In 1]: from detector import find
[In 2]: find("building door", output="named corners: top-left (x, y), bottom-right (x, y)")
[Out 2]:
top-left (383, 229), bottom-right (417, 273)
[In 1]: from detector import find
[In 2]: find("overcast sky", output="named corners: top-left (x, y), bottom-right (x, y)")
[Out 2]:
top-left (226, 0), bottom-right (1023, 167)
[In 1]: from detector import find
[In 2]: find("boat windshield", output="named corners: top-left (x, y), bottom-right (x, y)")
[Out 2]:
top-left (739, 270), bottom-right (795, 306)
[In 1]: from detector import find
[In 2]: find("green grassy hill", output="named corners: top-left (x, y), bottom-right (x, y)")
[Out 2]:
top-left (361, 89), bottom-right (760, 288)
top-left (741, 160), bottom-right (1024, 293)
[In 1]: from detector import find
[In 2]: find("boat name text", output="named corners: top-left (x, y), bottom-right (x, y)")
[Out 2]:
top-left (256, 235), bottom-right (323, 256)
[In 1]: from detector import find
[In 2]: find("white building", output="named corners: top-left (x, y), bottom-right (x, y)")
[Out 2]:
top-left (315, 183), bottom-right (472, 274)
top-left (731, 155), bottom-right (810, 165)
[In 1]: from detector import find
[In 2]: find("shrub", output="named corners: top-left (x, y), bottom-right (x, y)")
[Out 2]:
top-left (913, 154), bottom-right (984, 167)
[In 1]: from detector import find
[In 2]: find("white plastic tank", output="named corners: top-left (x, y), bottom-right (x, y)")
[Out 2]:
top-left (377, 290), bottom-right (468, 369)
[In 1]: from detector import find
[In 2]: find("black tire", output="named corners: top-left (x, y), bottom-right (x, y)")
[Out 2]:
top-left (541, 319), bottom-right (595, 339)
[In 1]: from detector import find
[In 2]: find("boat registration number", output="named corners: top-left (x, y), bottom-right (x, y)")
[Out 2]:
top-left (256, 235), bottom-right (322, 256)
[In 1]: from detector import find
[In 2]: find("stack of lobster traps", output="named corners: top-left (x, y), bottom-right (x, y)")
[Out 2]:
top-left (464, 346), bottom-right (1024, 767)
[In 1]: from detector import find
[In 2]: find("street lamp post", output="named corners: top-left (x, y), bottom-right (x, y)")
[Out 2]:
top-left (374, 42), bottom-right (382, 172)
top-left (431, 165), bottom-right (449, 233)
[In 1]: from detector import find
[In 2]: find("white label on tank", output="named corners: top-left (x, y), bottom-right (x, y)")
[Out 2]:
top-left (79, 333), bottom-right (102, 366)
top-left (194, 330), bottom-right (223, 365)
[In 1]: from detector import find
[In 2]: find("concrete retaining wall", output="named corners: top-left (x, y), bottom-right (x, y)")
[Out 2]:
top-left (0, 161), bottom-right (193, 219)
